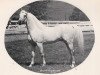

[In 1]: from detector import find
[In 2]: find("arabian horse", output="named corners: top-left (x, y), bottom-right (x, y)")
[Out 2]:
top-left (18, 10), bottom-right (84, 68)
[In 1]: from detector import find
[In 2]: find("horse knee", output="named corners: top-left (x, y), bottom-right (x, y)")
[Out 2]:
top-left (41, 53), bottom-right (44, 57)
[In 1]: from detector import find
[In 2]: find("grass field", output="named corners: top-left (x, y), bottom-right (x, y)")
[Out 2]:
top-left (5, 32), bottom-right (94, 74)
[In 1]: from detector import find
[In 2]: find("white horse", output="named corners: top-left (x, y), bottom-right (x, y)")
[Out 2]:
top-left (18, 10), bottom-right (84, 68)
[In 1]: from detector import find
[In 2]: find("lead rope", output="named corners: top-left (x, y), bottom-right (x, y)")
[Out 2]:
top-left (26, 19), bottom-right (29, 35)
top-left (25, 16), bottom-right (34, 42)
top-left (25, 16), bottom-right (32, 40)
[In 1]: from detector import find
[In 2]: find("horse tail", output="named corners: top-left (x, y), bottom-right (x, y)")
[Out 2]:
top-left (74, 26), bottom-right (84, 55)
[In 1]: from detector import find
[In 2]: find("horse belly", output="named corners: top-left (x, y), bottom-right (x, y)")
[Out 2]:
top-left (44, 29), bottom-right (61, 42)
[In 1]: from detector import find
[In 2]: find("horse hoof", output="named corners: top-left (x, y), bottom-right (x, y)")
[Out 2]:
top-left (70, 64), bottom-right (75, 68)
top-left (28, 64), bottom-right (32, 67)
top-left (42, 64), bottom-right (45, 67)
top-left (42, 64), bottom-right (46, 67)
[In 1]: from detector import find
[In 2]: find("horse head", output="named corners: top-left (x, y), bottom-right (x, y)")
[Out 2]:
top-left (18, 10), bottom-right (27, 25)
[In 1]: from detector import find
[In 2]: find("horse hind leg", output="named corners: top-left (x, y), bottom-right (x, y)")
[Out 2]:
top-left (63, 39), bottom-right (75, 68)
top-left (68, 43), bottom-right (75, 68)
top-left (37, 43), bottom-right (46, 66)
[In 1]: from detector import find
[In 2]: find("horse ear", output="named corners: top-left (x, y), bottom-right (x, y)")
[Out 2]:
top-left (20, 9), bottom-right (27, 13)
top-left (20, 9), bottom-right (24, 12)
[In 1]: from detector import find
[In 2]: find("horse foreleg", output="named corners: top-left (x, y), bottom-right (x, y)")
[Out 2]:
top-left (29, 51), bottom-right (35, 67)
top-left (68, 43), bottom-right (75, 68)
top-left (37, 43), bottom-right (46, 66)
top-left (28, 35), bottom-right (37, 67)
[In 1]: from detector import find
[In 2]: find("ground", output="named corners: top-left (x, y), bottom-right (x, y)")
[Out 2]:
top-left (5, 32), bottom-right (94, 74)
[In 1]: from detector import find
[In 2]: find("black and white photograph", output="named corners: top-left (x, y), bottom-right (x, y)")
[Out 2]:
top-left (4, 0), bottom-right (95, 74)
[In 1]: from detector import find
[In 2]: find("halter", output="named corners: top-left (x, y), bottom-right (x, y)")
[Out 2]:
top-left (19, 11), bottom-right (30, 37)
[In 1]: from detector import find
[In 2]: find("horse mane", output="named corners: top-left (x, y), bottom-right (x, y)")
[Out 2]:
top-left (27, 12), bottom-right (46, 30)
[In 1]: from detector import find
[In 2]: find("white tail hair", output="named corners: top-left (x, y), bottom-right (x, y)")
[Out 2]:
top-left (74, 26), bottom-right (84, 55)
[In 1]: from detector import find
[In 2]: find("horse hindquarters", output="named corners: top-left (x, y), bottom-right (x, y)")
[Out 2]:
top-left (61, 26), bottom-right (83, 68)
top-left (62, 31), bottom-right (75, 68)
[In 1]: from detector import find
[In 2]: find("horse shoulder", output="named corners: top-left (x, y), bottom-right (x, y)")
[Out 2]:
top-left (30, 29), bottom-right (43, 38)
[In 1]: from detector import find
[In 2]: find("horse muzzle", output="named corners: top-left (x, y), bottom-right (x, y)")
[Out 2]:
top-left (18, 20), bottom-right (22, 25)
top-left (18, 20), bottom-right (26, 25)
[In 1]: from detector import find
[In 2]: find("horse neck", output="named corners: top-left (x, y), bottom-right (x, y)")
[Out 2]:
top-left (27, 13), bottom-right (46, 30)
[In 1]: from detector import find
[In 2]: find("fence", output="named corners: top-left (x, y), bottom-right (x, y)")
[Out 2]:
top-left (6, 21), bottom-right (94, 34)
